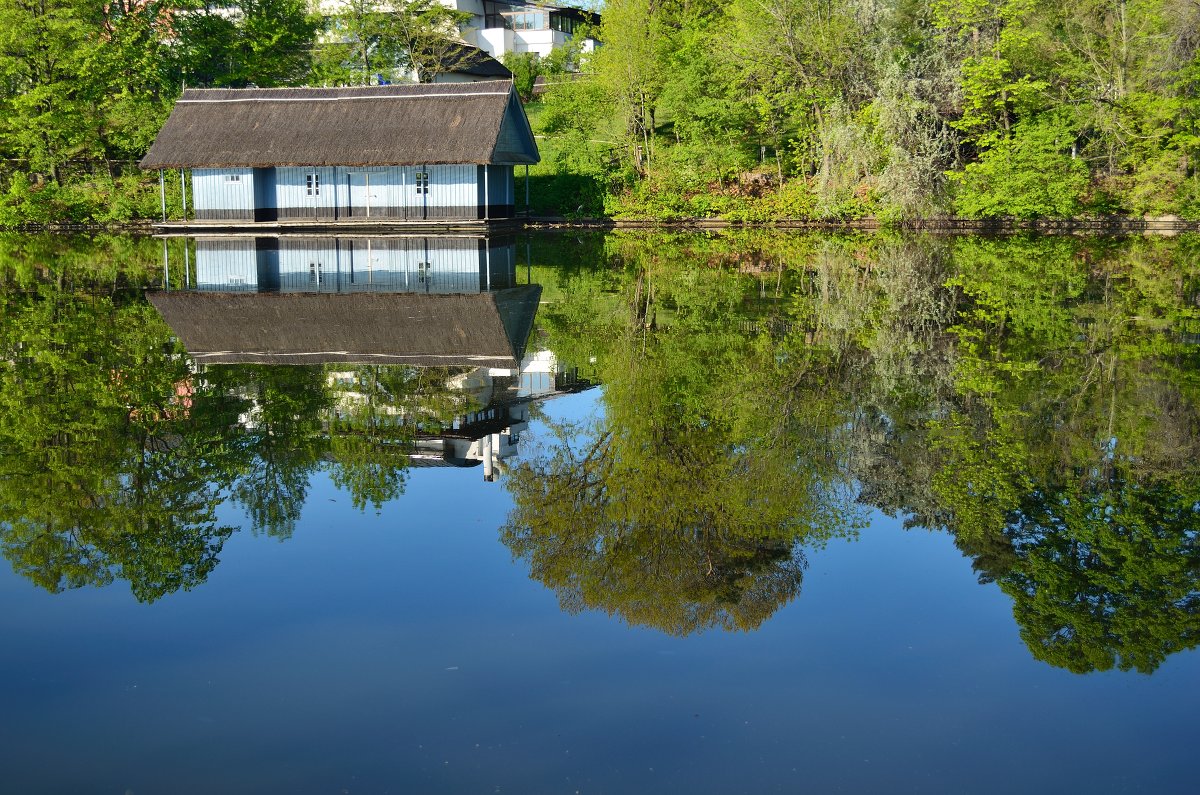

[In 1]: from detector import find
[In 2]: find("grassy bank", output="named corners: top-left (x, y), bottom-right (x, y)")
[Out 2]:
top-left (0, 169), bottom-right (184, 228)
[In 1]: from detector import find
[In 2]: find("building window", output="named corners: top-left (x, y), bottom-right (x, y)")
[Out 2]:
top-left (224, 174), bottom-right (242, 183)
top-left (550, 13), bottom-right (576, 33)
top-left (306, 173), bottom-right (320, 196)
top-left (417, 261), bottom-right (430, 284)
top-left (414, 171), bottom-right (430, 194)
top-left (503, 10), bottom-right (546, 30)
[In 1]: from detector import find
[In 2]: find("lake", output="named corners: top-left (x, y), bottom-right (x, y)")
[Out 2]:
top-left (1, 230), bottom-right (1198, 794)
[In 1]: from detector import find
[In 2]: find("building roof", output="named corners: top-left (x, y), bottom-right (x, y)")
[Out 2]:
top-left (139, 81), bottom-right (539, 169)
top-left (437, 43), bottom-right (512, 79)
top-left (147, 286), bottom-right (542, 367)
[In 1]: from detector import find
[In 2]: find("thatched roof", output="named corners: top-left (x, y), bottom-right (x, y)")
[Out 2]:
top-left (140, 81), bottom-right (539, 169)
top-left (147, 286), bottom-right (542, 367)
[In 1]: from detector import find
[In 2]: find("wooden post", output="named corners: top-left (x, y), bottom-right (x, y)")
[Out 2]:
top-left (159, 170), bottom-right (167, 222)
top-left (525, 165), bottom-right (530, 216)
top-left (162, 238), bottom-right (170, 288)
top-left (483, 166), bottom-right (490, 221)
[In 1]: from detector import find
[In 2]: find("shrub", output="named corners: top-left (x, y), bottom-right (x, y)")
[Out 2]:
top-left (950, 113), bottom-right (1089, 219)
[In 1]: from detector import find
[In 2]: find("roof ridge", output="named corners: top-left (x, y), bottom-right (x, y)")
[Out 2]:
top-left (180, 80), bottom-right (515, 93)
top-left (178, 92), bottom-right (512, 103)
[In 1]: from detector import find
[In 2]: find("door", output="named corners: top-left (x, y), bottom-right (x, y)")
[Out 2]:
top-left (348, 172), bottom-right (378, 218)
top-left (304, 171), bottom-right (322, 219)
top-left (405, 167), bottom-right (428, 220)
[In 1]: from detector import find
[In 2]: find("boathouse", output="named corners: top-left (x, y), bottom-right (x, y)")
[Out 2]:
top-left (139, 81), bottom-right (539, 224)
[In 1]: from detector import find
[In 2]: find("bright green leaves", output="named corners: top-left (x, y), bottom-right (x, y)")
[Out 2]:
top-left (228, 0), bottom-right (320, 87)
top-left (312, 0), bottom-right (471, 86)
top-left (950, 114), bottom-right (1089, 218)
top-left (933, 0), bottom-right (1051, 144)
top-left (0, 0), bottom-right (101, 177)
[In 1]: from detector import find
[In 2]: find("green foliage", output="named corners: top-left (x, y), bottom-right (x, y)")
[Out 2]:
top-left (950, 115), bottom-right (1089, 218)
top-left (226, 0), bottom-right (319, 87)
top-left (0, 283), bottom-right (236, 601)
top-left (0, 0), bottom-right (101, 176)
top-left (0, 171), bottom-right (178, 226)
top-left (2, 229), bottom-right (1200, 675)
top-left (0, 237), bottom-right (512, 589)
top-left (504, 52), bottom-right (541, 103)
top-left (311, 0), bottom-right (470, 85)
top-left (526, 0), bottom-right (1200, 219)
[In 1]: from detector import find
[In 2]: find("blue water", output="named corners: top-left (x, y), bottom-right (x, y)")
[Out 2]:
top-left (1, 388), bottom-right (1195, 795)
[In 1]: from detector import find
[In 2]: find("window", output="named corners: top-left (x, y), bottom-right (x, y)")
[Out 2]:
top-left (524, 12), bottom-right (546, 29)
top-left (223, 174), bottom-right (242, 183)
top-left (414, 171), bottom-right (430, 194)
top-left (550, 12), bottom-right (575, 33)
top-left (417, 261), bottom-right (430, 284)
top-left (306, 173), bottom-right (320, 196)
top-left (503, 10), bottom-right (547, 30)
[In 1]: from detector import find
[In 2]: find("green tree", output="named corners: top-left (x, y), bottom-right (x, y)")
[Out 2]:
top-left (230, 0), bottom-right (319, 87)
top-left (312, 0), bottom-right (470, 85)
top-left (0, 0), bottom-right (102, 181)
top-left (173, 2), bottom-right (241, 87)
top-left (93, 0), bottom-right (179, 160)
top-left (174, 0), bottom-right (317, 88)
top-left (504, 51), bottom-right (540, 103)
top-left (950, 113), bottom-right (1089, 217)
top-left (592, 0), bottom-right (668, 170)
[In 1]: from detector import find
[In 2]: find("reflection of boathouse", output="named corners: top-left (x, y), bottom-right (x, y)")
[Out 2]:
top-left (396, 349), bottom-right (589, 480)
top-left (191, 235), bottom-right (518, 294)
top-left (150, 235), bottom-right (533, 368)
top-left (147, 235), bottom-right (595, 480)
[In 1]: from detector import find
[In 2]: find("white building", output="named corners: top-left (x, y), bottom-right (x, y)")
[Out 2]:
top-left (439, 0), bottom-right (600, 61)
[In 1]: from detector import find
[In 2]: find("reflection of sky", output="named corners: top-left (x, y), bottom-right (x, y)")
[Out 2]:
top-left (1, 390), bottom-right (1197, 794)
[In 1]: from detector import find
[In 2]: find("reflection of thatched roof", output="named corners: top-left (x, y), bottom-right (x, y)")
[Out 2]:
top-left (147, 286), bottom-right (542, 367)
top-left (140, 81), bottom-right (538, 169)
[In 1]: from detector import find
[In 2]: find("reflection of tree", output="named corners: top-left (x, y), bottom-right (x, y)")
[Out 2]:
top-left (503, 417), bottom-right (815, 635)
top-left (190, 363), bottom-right (481, 535)
top-left (5, 227), bottom-right (1199, 662)
top-left (920, 237), bottom-right (1200, 673)
top-left (0, 236), bottom-right (483, 596)
top-left (0, 287), bottom-right (238, 602)
top-left (525, 231), bottom-right (1200, 667)
top-left (326, 365), bottom-right (475, 511)
top-left (1000, 473), bottom-right (1200, 673)
top-left (203, 365), bottom-right (332, 540)
top-left (505, 254), bottom-right (861, 635)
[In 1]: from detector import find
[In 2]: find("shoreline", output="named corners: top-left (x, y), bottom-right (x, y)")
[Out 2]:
top-left (2, 215), bottom-right (1196, 235)
top-left (523, 214), bottom-right (1200, 235)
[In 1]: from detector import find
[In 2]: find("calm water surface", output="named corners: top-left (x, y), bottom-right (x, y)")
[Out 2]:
top-left (1, 231), bottom-right (1198, 793)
